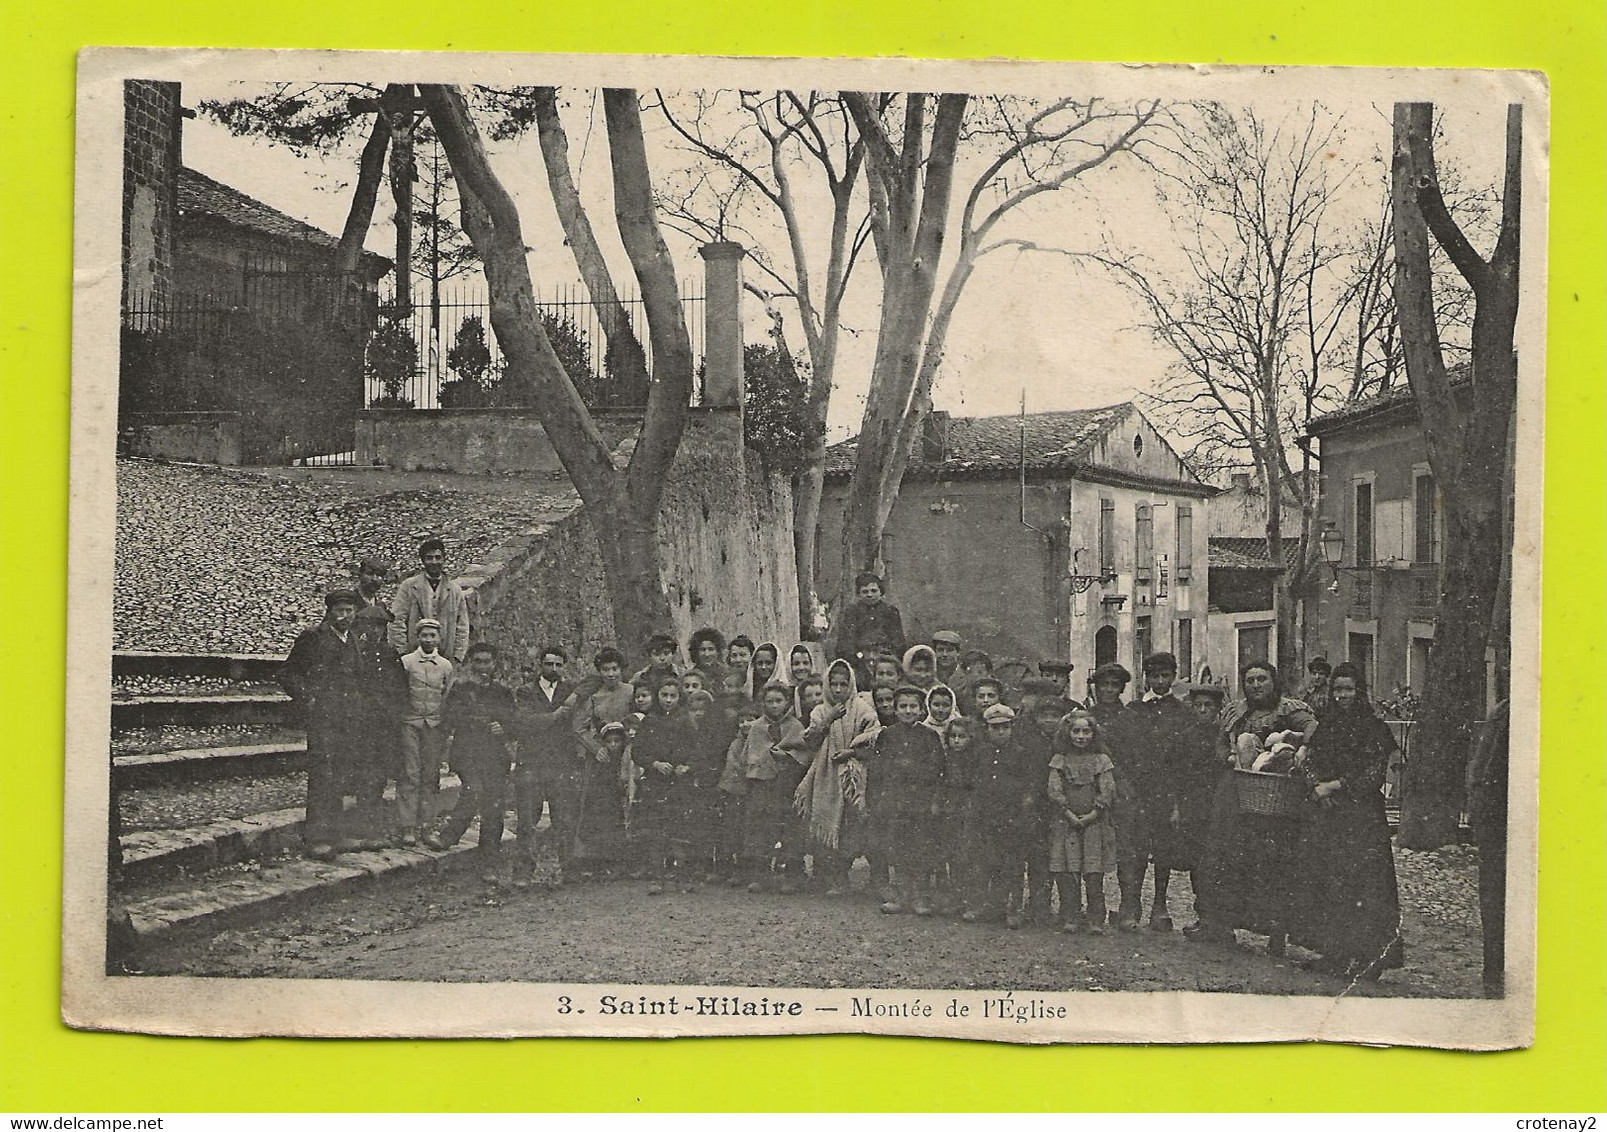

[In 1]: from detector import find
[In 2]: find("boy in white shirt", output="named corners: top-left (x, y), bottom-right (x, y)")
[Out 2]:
top-left (398, 618), bottom-right (453, 845)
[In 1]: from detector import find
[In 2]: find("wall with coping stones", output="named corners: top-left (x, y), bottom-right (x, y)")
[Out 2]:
top-left (356, 409), bottom-right (643, 476)
top-left (120, 412), bottom-right (243, 465)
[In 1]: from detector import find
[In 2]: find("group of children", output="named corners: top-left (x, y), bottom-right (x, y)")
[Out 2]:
top-left (402, 575), bottom-right (1233, 936)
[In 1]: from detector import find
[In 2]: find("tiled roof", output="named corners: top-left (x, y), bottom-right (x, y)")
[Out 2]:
top-left (177, 166), bottom-right (389, 266)
top-left (1306, 364), bottom-right (1471, 435)
top-left (824, 403), bottom-right (1134, 479)
top-left (1209, 536), bottom-right (1301, 570)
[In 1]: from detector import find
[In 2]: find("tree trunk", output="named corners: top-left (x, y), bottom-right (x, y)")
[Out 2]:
top-left (530, 86), bottom-right (649, 405)
top-left (334, 89), bottom-right (405, 295)
top-left (792, 446), bottom-right (826, 638)
top-left (837, 92), bottom-right (968, 598)
top-left (601, 88), bottom-right (695, 525)
top-left (422, 83), bottom-right (681, 642)
top-left (388, 98), bottom-right (416, 317)
top-left (1391, 101), bottom-right (1522, 849)
top-left (1399, 507), bottom-right (1502, 846)
top-left (591, 497), bottom-right (673, 642)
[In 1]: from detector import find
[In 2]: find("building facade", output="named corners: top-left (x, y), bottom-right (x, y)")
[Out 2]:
top-left (819, 404), bottom-right (1213, 689)
top-left (1307, 387), bottom-right (1448, 701)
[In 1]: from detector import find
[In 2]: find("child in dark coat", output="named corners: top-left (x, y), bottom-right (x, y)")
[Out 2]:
top-left (833, 571), bottom-right (907, 682)
top-left (629, 676), bottom-right (692, 891)
top-left (937, 713), bottom-right (979, 912)
top-left (680, 688), bottom-right (730, 882)
top-left (873, 686), bottom-right (946, 915)
top-left (964, 703), bottom-right (1049, 927)
top-left (720, 682), bottom-right (809, 891)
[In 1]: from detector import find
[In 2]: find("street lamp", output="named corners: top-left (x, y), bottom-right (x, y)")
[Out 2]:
top-left (1319, 520), bottom-right (1345, 571)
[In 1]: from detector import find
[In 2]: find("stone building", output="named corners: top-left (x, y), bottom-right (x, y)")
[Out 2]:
top-left (1305, 385), bottom-right (1453, 702)
top-left (818, 404), bottom-right (1213, 688)
top-left (120, 79), bottom-right (393, 465)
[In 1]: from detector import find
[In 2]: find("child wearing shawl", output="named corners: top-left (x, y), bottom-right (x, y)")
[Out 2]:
top-left (794, 658), bottom-right (882, 895)
top-left (922, 684), bottom-right (960, 740)
top-left (747, 642), bottom-right (780, 699)
top-left (901, 644), bottom-right (940, 691)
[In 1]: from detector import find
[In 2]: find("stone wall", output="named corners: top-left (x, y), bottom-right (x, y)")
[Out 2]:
top-left (657, 408), bottom-right (799, 651)
top-left (465, 506), bottom-right (617, 673)
top-left (119, 412), bottom-right (242, 465)
top-left (463, 410), bottom-right (799, 670)
top-left (356, 409), bottom-right (643, 476)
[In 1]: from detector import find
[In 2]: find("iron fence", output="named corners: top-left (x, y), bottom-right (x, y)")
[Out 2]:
top-left (1381, 717), bottom-right (1479, 832)
top-left (368, 280), bottom-right (707, 412)
top-left (120, 286), bottom-right (372, 465)
top-left (121, 275), bottom-right (707, 467)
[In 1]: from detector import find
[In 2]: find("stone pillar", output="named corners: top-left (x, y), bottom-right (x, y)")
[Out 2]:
top-left (122, 80), bottom-right (182, 309)
top-left (697, 241), bottom-right (745, 409)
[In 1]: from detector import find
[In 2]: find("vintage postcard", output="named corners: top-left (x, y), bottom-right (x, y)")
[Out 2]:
top-left (65, 47), bottom-right (1544, 1045)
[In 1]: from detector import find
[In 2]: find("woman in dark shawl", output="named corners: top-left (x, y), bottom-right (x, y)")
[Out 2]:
top-left (1290, 662), bottom-right (1405, 979)
top-left (1185, 660), bottom-right (1317, 954)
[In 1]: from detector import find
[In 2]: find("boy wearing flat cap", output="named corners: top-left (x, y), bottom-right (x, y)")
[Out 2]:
top-left (964, 703), bottom-right (1050, 927)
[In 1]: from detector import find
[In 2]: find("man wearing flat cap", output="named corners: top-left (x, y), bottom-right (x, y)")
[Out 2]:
top-left (281, 588), bottom-right (367, 859)
top-left (1038, 659), bottom-right (1074, 703)
top-left (350, 556), bottom-right (405, 846)
top-left (929, 630), bottom-right (963, 686)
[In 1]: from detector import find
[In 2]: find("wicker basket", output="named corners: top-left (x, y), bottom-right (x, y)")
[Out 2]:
top-left (1232, 768), bottom-right (1307, 817)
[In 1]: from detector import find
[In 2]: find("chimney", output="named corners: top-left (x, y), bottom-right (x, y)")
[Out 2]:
top-left (1230, 472), bottom-right (1252, 492)
top-left (697, 241), bottom-right (745, 409)
top-left (921, 410), bottom-right (950, 462)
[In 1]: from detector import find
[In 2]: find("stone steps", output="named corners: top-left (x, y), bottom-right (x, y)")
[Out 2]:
top-left (113, 740), bottom-right (309, 788)
top-left (117, 822), bottom-right (512, 939)
top-left (117, 774), bottom-right (464, 886)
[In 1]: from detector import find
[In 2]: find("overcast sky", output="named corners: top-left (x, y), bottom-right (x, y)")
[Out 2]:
top-left (178, 75), bottom-right (1515, 442)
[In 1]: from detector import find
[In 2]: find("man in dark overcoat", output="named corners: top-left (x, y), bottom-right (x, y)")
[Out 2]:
top-left (280, 588), bottom-right (367, 859)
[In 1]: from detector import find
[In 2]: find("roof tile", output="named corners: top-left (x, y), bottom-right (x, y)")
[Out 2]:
top-left (178, 167), bottom-right (388, 266)
top-left (824, 404), bottom-right (1134, 478)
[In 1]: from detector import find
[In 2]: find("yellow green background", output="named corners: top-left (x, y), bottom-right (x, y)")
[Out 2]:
top-left (2, 0), bottom-right (1603, 1112)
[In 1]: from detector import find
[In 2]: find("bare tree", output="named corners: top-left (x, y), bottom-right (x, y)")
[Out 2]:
top-left (1390, 101), bottom-right (1522, 850)
top-left (419, 84), bottom-right (694, 635)
top-left (480, 87), bottom-right (651, 406)
top-left (1094, 103), bottom-right (1358, 674)
top-left (837, 92), bottom-right (1163, 619)
top-left (654, 90), bottom-right (871, 634)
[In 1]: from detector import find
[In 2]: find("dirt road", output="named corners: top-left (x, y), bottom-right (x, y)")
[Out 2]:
top-left (131, 844), bottom-right (1486, 999)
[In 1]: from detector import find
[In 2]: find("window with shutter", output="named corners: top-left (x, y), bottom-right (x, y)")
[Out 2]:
top-left (1414, 472), bottom-right (1438, 563)
top-left (1135, 502), bottom-right (1153, 582)
top-left (1099, 497), bottom-right (1116, 575)
top-left (1354, 480), bottom-right (1374, 566)
top-left (1176, 502), bottom-right (1193, 582)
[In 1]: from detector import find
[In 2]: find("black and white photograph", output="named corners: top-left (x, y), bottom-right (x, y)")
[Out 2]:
top-left (66, 48), bottom-right (1543, 1044)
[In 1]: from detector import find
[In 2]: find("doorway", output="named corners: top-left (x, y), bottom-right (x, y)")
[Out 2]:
top-left (1094, 625), bottom-right (1117, 669)
top-left (1236, 623), bottom-right (1271, 679)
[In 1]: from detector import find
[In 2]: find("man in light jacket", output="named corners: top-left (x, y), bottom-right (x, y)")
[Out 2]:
top-left (389, 537), bottom-right (471, 664)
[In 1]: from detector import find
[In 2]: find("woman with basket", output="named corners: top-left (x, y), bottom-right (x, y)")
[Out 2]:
top-left (1184, 661), bottom-right (1317, 956)
top-left (1288, 662), bottom-right (1405, 980)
